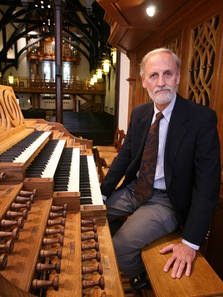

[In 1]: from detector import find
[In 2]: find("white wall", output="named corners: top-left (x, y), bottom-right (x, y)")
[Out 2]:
top-left (118, 52), bottom-right (130, 133)
top-left (104, 69), bottom-right (116, 115)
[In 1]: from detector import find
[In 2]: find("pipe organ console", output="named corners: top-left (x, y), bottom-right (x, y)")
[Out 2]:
top-left (0, 85), bottom-right (125, 297)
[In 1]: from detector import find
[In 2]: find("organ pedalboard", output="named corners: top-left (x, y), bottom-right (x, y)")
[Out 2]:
top-left (0, 85), bottom-right (125, 297)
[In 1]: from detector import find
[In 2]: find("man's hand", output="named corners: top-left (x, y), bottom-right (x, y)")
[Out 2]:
top-left (159, 242), bottom-right (197, 279)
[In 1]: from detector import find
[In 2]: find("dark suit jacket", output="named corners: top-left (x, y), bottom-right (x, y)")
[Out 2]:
top-left (101, 94), bottom-right (221, 246)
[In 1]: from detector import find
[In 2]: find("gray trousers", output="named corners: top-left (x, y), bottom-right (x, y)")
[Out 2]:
top-left (106, 181), bottom-right (178, 278)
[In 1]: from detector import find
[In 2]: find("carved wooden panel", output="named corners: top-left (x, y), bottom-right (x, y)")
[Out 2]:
top-left (164, 38), bottom-right (181, 59)
top-left (0, 85), bottom-right (24, 132)
top-left (188, 15), bottom-right (220, 106)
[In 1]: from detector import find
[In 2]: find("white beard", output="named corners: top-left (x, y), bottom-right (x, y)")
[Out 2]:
top-left (148, 87), bottom-right (177, 105)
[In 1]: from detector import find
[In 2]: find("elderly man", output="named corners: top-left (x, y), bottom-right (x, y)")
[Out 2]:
top-left (101, 48), bottom-right (220, 289)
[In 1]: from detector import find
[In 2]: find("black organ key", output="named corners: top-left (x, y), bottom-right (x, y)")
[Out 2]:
top-left (79, 154), bottom-right (104, 206)
top-left (0, 131), bottom-right (45, 162)
top-left (26, 139), bottom-right (65, 178)
top-left (54, 148), bottom-right (72, 191)
top-left (79, 155), bottom-right (93, 205)
top-left (54, 148), bottom-right (79, 192)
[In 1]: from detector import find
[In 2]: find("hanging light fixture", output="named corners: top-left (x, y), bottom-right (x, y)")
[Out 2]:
top-left (111, 48), bottom-right (117, 66)
top-left (89, 72), bottom-right (98, 86)
top-left (96, 68), bottom-right (103, 79)
top-left (89, 77), bottom-right (94, 86)
top-left (93, 74), bottom-right (98, 83)
top-left (102, 58), bottom-right (110, 74)
top-left (8, 74), bottom-right (14, 84)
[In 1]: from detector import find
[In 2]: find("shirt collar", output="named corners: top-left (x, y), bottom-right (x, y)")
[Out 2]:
top-left (154, 94), bottom-right (176, 122)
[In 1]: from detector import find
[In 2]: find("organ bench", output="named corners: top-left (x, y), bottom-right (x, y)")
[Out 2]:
top-left (142, 233), bottom-right (223, 297)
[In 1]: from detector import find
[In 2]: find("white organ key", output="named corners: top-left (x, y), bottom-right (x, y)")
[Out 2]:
top-left (41, 140), bottom-right (66, 178)
top-left (87, 155), bottom-right (103, 205)
top-left (13, 131), bottom-right (51, 163)
top-left (67, 147), bottom-right (80, 192)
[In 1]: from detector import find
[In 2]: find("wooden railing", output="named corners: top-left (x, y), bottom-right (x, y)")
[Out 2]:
top-left (1, 77), bottom-right (106, 95)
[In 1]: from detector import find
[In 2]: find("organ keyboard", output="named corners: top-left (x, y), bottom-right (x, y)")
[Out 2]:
top-left (13, 131), bottom-right (52, 164)
top-left (80, 154), bottom-right (103, 206)
top-left (53, 147), bottom-right (80, 192)
top-left (26, 139), bottom-right (66, 178)
top-left (0, 85), bottom-right (124, 297)
top-left (0, 131), bottom-right (52, 182)
top-left (0, 131), bottom-right (51, 163)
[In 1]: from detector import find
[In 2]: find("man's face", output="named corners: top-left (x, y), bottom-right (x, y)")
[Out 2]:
top-left (141, 52), bottom-right (180, 107)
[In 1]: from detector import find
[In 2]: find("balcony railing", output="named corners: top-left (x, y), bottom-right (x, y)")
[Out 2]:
top-left (2, 77), bottom-right (106, 95)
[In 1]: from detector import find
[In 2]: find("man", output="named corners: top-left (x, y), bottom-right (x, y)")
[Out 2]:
top-left (100, 48), bottom-right (221, 289)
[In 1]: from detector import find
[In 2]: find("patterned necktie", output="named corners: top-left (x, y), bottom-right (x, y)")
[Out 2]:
top-left (134, 112), bottom-right (164, 204)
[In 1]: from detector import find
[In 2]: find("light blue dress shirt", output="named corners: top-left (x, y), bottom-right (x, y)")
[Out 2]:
top-left (153, 95), bottom-right (176, 190)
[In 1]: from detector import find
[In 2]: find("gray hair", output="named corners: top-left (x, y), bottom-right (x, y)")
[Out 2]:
top-left (140, 48), bottom-right (181, 77)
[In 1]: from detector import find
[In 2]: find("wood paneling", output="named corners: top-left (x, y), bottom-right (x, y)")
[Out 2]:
top-left (97, 0), bottom-right (194, 52)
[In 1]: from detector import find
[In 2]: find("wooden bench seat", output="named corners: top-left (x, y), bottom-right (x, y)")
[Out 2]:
top-left (93, 128), bottom-right (126, 182)
top-left (97, 128), bottom-right (126, 153)
top-left (100, 150), bottom-right (118, 167)
top-left (142, 233), bottom-right (223, 297)
top-left (96, 128), bottom-right (126, 173)
top-left (97, 145), bottom-right (118, 153)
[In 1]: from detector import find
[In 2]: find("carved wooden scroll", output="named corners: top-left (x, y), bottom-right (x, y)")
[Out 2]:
top-left (0, 85), bottom-right (30, 154)
top-left (0, 85), bottom-right (24, 131)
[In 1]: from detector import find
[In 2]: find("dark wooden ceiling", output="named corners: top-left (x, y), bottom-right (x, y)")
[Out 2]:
top-left (97, 0), bottom-right (200, 53)
top-left (0, 0), bottom-right (110, 74)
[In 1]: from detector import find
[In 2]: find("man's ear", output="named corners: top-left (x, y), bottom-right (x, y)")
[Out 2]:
top-left (176, 72), bottom-right (180, 85)
top-left (141, 75), bottom-right (147, 88)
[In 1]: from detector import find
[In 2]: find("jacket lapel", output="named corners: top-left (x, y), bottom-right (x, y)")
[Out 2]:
top-left (137, 105), bottom-right (154, 156)
top-left (128, 104), bottom-right (154, 173)
top-left (164, 95), bottom-right (190, 188)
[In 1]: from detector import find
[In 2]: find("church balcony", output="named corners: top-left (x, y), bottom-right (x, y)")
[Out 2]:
top-left (2, 77), bottom-right (106, 96)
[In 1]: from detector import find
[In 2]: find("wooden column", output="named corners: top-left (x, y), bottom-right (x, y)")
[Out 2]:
top-left (55, 0), bottom-right (63, 123)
